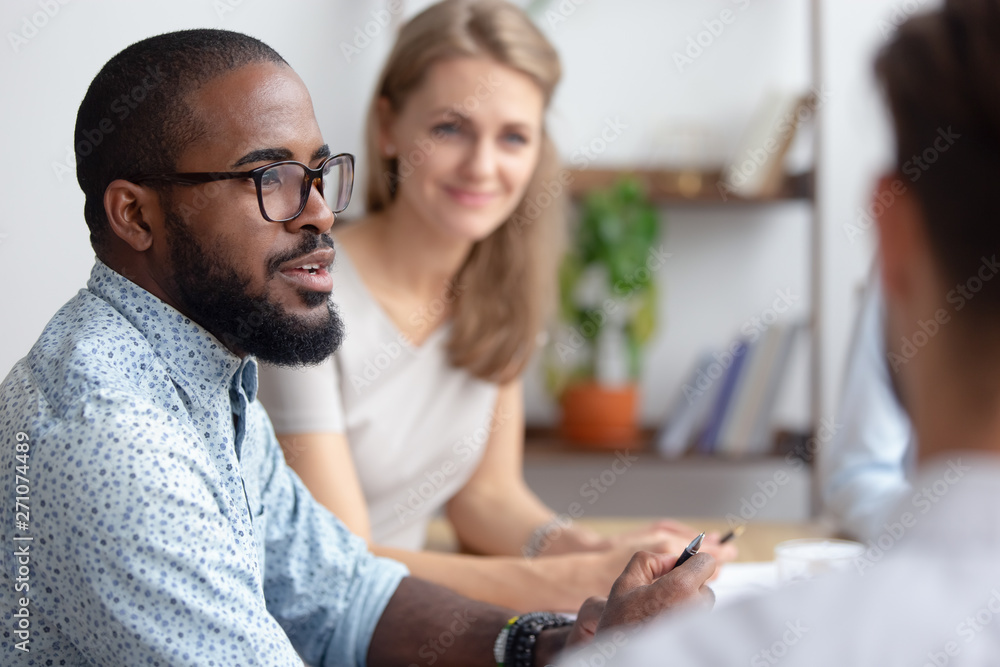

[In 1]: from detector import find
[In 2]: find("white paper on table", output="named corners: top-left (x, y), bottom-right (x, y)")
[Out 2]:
top-left (708, 561), bottom-right (779, 609)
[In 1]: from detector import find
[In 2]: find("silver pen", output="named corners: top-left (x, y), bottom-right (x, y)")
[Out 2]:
top-left (671, 532), bottom-right (705, 570)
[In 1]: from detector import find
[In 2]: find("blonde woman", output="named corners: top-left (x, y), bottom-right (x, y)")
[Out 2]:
top-left (258, 0), bottom-right (735, 612)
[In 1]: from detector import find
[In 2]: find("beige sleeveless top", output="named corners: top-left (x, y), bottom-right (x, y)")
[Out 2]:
top-left (257, 247), bottom-right (499, 549)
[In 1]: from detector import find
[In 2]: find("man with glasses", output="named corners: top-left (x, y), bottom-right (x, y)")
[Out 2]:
top-left (0, 29), bottom-right (712, 665)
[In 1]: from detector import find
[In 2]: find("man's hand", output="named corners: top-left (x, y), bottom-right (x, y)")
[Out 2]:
top-left (594, 550), bottom-right (716, 634)
top-left (565, 595), bottom-right (606, 649)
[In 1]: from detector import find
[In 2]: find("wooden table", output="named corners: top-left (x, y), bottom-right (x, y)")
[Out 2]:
top-left (426, 517), bottom-right (833, 563)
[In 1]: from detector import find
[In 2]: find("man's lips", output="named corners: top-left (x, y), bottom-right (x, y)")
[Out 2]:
top-left (277, 247), bottom-right (335, 293)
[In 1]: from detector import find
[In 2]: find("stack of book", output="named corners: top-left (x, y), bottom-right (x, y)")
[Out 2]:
top-left (656, 322), bottom-right (802, 458)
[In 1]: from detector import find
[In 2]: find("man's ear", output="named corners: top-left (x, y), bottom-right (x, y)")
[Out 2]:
top-left (875, 173), bottom-right (926, 305)
top-left (103, 179), bottom-right (163, 252)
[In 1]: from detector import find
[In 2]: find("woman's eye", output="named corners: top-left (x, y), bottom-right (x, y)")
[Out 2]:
top-left (433, 121), bottom-right (461, 137)
top-left (503, 132), bottom-right (528, 146)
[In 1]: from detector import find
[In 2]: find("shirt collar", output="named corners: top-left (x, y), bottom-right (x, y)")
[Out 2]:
top-left (87, 259), bottom-right (258, 406)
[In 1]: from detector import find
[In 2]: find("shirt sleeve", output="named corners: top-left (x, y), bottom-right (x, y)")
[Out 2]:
top-left (817, 275), bottom-right (914, 542)
top-left (257, 355), bottom-right (346, 435)
top-left (17, 391), bottom-right (307, 665)
top-left (249, 401), bottom-right (408, 667)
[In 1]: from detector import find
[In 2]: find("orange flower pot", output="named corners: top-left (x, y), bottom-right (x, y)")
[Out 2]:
top-left (560, 382), bottom-right (640, 448)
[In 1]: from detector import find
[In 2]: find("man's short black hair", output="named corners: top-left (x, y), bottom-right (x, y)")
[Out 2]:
top-left (75, 29), bottom-right (287, 255)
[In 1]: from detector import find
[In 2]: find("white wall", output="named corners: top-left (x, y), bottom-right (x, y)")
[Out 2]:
top-left (0, 0), bottom-right (912, 430)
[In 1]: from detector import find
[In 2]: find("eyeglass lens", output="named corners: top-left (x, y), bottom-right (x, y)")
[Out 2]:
top-left (259, 158), bottom-right (351, 221)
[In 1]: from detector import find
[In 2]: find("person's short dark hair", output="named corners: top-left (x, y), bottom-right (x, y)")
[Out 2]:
top-left (876, 0), bottom-right (1000, 322)
top-left (75, 29), bottom-right (287, 255)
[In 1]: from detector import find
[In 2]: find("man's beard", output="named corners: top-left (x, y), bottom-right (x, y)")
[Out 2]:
top-left (163, 209), bottom-right (344, 366)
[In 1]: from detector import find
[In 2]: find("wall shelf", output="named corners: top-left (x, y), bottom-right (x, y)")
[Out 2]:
top-left (567, 168), bottom-right (814, 205)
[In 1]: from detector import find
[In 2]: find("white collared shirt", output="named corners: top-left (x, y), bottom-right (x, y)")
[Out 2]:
top-left (562, 454), bottom-right (1000, 666)
top-left (818, 274), bottom-right (915, 541)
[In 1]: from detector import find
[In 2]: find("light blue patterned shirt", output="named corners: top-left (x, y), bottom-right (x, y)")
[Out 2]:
top-left (0, 260), bottom-right (407, 665)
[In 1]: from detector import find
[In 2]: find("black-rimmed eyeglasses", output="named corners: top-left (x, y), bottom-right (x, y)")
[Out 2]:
top-left (129, 153), bottom-right (354, 222)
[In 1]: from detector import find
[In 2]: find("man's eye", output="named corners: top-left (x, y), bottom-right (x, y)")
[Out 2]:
top-left (259, 169), bottom-right (282, 188)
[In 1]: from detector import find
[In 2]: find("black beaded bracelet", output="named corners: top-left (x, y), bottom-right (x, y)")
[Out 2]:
top-left (501, 611), bottom-right (574, 667)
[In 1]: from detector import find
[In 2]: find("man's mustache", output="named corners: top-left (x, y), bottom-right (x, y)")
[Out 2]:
top-left (266, 233), bottom-right (335, 277)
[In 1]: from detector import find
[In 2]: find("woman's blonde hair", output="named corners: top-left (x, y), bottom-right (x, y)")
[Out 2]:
top-left (364, 0), bottom-right (564, 384)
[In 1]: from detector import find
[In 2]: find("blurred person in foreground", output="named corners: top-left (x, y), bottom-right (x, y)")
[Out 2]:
top-left (563, 0), bottom-right (1000, 663)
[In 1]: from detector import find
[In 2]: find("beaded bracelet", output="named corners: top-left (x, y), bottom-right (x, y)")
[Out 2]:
top-left (494, 611), bottom-right (575, 667)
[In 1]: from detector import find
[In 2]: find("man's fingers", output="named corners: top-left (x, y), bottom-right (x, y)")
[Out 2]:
top-left (609, 550), bottom-right (675, 597)
top-left (659, 552), bottom-right (717, 595)
top-left (567, 596), bottom-right (606, 647)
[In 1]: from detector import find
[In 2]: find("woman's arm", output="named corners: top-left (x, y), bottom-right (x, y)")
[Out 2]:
top-left (444, 381), bottom-right (740, 562)
top-left (443, 380), bottom-right (553, 554)
top-left (277, 432), bottom-right (372, 541)
top-left (276, 429), bottom-right (660, 611)
top-left (444, 380), bottom-right (612, 557)
top-left (370, 543), bottom-right (639, 612)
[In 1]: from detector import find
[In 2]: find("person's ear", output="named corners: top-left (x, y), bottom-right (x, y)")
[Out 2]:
top-left (103, 180), bottom-right (163, 252)
top-left (376, 96), bottom-right (398, 158)
top-left (875, 173), bottom-right (926, 305)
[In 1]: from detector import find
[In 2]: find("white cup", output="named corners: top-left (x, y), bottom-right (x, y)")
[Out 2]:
top-left (774, 538), bottom-right (865, 584)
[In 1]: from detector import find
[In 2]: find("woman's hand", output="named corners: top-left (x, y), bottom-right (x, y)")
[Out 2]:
top-left (558, 519), bottom-right (738, 570)
top-left (604, 520), bottom-right (739, 566)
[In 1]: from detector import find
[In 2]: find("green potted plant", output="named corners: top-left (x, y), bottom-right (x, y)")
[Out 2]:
top-left (545, 178), bottom-right (663, 447)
